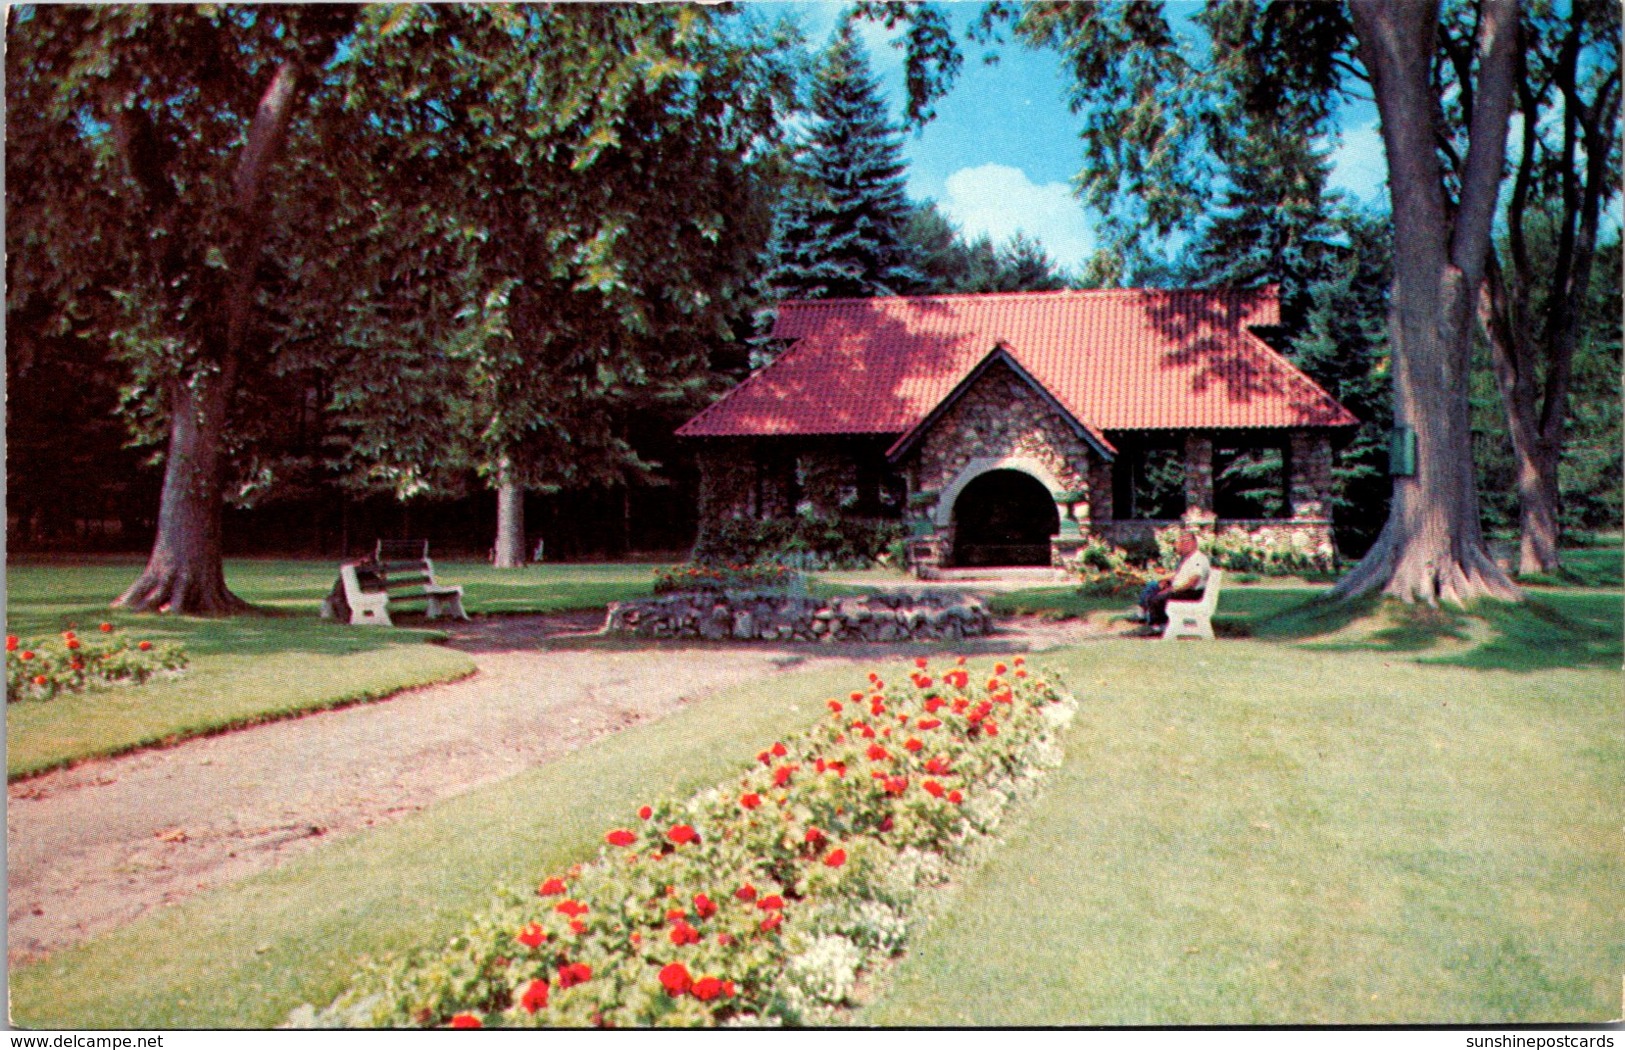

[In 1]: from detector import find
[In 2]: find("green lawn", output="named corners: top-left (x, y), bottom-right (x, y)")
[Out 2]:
top-left (862, 640), bottom-right (1622, 1025)
top-left (5, 558), bottom-right (665, 779)
top-left (8, 557), bottom-right (1620, 1026)
top-left (9, 662), bottom-right (861, 1030)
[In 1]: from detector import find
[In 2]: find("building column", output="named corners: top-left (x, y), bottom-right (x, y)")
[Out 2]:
top-left (1288, 431), bottom-right (1334, 520)
top-left (1182, 434), bottom-right (1216, 526)
top-left (1088, 457), bottom-right (1114, 523)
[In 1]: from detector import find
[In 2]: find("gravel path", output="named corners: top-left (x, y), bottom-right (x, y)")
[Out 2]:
top-left (7, 611), bottom-right (1115, 966)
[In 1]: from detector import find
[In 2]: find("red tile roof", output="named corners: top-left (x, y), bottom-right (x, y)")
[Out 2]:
top-left (676, 288), bottom-right (1357, 448)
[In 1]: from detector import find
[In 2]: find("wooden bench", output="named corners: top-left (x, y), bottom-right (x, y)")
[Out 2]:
top-left (1162, 568), bottom-right (1222, 641)
top-left (321, 541), bottom-right (467, 627)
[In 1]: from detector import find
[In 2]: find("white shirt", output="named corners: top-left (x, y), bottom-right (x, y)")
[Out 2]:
top-left (1169, 549), bottom-right (1212, 593)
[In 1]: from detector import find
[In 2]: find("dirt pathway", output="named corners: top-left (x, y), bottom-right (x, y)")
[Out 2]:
top-left (7, 612), bottom-right (1113, 966)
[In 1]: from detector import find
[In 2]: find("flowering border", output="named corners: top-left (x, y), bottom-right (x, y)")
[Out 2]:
top-left (292, 656), bottom-right (1074, 1028)
top-left (6, 625), bottom-right (187, 703)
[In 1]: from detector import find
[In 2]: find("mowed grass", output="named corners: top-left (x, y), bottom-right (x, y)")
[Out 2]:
top-left (4, 558), bottom-right (665, 779)
top-left (863, 639), bottom-right (1621, 1025)
top-left (9, 661), bottom-right (861, 1030)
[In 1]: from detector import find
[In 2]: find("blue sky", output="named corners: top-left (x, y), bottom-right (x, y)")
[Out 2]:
top-left (764, 2), bottom-right (1389, 273)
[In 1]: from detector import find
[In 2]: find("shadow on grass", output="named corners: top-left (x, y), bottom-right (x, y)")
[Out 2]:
top-left (1247, 590), bottom-right (1622, 673)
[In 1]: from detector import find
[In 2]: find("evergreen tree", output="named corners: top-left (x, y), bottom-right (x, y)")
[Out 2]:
top-left (766, 25), bottom-right (920, 301)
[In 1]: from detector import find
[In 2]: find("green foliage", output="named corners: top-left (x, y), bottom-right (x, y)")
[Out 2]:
top-left (693, 516), bottom-right (906, 570)
top-left (900, 204), bottom-right (1069, 293)
top-left (297, 663), bottom-right (1074, 1028)
top-left (761, 25), bottom-right (921, 304)
top-left (1067, 538), bottom-right (1151, 597)
top-left (1151, 526), bottom-right (1339, 578)
top-left (653, 563), bottom-right (803, 595)
top-left (299, 6), bottom-right (797, 500)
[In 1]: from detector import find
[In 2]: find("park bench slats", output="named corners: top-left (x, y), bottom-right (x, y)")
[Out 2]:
top-left (319, 541), bottom-right (468, 627)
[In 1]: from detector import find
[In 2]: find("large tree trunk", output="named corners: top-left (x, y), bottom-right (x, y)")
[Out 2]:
top-left (114, 371), bottom-right (249, 614)
top-left (1333, 0), bottom-right (1521, 606)
top-left (114, 61), bottom-right (303, 614)
top-left (493, 464), bottom-right (526, 569)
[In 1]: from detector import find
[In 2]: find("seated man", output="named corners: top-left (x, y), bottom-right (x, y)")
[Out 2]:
top-left (1137, 531), bottom-right (1211, 633)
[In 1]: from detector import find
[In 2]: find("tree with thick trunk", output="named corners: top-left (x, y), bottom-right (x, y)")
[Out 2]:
top-left (9, 8), bottom-right (353, 616)
top-left (1330, 0), bottom-right (1521, 605)
top-left (1473, 0), bottom-right (1620, 574)
top-left (115, 61), bottom-right (303, 613)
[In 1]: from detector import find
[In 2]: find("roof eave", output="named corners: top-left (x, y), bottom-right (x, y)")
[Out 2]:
top-left (885, 344), bottom-right (1117, 463)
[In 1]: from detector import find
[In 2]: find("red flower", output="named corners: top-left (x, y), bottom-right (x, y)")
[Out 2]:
top-left (735, 883), bottom-right (757, 902)
top-left (669, 920), bottom-right (701, 946)
top-left (804, 826), bottom-right (826, 844)
top-left (516, 923), bottom-right (546, 949)
top-left (823, 848), bottom-right (846, 868)
top-left (884, 776), bottom-right (909, 796)
top-left (448, 1013), bottom-right (482, 1028)
top-left (924, 697), bottom-right (945, 713)
top-left (554, 899), bottom-right (588, 917)
top-left (639, 805), bottom-right (653, 820)
top-left (4, 636), bottom-right (16, 651)
top-left (956, 656), bottom-right (967, 665)
top-left (915, 657), bottom-right (929, 669)
top-left (605, 828), bottom-right (636, 847)
top-left (757, 750), bottom-right (771, 765)
top-left (65, 638), bottom-right (80, 651)
top-left (917, 717), bottom-right (942, 730)
top-left (716, 932), bottom-right (732, 947)
top-left (915, 675), bottom-right (934, 689)
top-left (922, 779), bottom-right (945, 798)
top-left (760, 913), bottom-right (784, 933)
top-left (757, 894), bottom-right (784, 911)
top-left (667, 824), bottom-right (698, 845)
top-left (569, 919), bottom-right (587, 935)
top-left (693, 976), bottom-right (729, 1001)
top-left (558, 962), bottom-right (592, 988)
top-left (948, 789), bottom-right (964, 804)
top-left (138, 641), bottom-right (152, 651)
top-left (521, 979), bottom-right (549, 1013)
top-left (866, 744), bottom-right (890, 762)
top-left (952, 698), bottom-right (969, 713)
top-left (904, 737), bottom-right (924, 753)
top-left (99, 623), bottom-right (113, 633)
top-left (539, 877), bottom-right (568, 896)
top-left (771, 741), bottom-right (788, 757)
top-left (872, 679), bottom-right (885, 691)
top-left (666, 907), bottom-right (687, 921)
top-left (1016, 669), bottom-right (1028, 678)
top-left (693, 892), bottom-right (717, 919)
top-left (985, 721), bottom-right (999, 737)
top-left (659, 962), bottom-right (693, 997)
top-left (827, 699), bottom-right (843, 714)
top-left (994, 662), bottom-right (1008, 676)
top-left (773, 765), bottom-right (795, 787)
top-left (32, 675), bottom-right (47, 687)
top-left (849, 691), bottom-right (865, 702)
top-left (70, 660), bottom-right (84, 671)
top-left (19, 651), bottom-right (33, 662)
top-left (740, 792), bottom-right (761, 810)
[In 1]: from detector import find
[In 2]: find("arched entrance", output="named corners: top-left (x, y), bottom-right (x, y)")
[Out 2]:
top-left (951, 469), bottom-right (1060, 567)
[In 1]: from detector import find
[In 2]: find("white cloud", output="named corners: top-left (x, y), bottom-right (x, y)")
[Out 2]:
top-left (1327, 119), bottom-right (1389, 203)
top-left (939, 164), bottom-right (1096, 270)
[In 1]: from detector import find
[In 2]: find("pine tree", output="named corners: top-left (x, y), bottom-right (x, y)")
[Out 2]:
top-left (766, 26), bottom-right (919, 301)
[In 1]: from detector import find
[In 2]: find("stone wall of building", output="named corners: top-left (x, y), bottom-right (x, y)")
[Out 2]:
top-left (1288, 431), bottom-right (1334, 521)
top-left (910, 361), bottom-right (1095, 513)
top-left (605, 589), bottom-right (993, 642)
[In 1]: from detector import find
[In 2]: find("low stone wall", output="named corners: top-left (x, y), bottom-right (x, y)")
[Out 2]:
top-left (605, 589), bottom-right (993, 642)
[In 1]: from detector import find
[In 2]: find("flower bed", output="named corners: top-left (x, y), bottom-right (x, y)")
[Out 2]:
top-left (290, 657), bottom-right (1075, 1028)
top-left (6, 624), bottom-right (188, 703)
top-left (653, 563), bottom-right (802, 595)
top-left (606, 590), bottom-right (993, 642)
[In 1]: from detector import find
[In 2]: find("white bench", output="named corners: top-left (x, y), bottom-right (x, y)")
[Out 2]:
top-left (1162, 568), bottom-right (1222, 641)
top-left (321, 541), bottom-right (468, 627)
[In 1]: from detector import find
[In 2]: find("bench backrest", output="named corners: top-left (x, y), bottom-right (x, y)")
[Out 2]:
top-left (1194, 568), bottom-right (1223, 611)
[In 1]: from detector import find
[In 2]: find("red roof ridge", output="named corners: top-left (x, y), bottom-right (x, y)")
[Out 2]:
top-left (776, 285), bottom-right (1279, 309)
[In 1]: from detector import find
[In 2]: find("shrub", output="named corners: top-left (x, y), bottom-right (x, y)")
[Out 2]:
top-left (1068, 539), bottom-right (1152, 597)
top-left (6, 625), bottom-right (188, 703)
top-left (654, 564), bottom-right (803, 595)
top-left (291, 658), bottom-right (1075, 1029)
top-left (1152, 527), bottom-right (1338, 577)
top-left (693, 517), bottom-right (906, 571)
